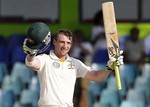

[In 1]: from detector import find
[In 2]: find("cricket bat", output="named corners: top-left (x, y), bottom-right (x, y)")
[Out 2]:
top-left (102, 1), bottom-right (122, 90)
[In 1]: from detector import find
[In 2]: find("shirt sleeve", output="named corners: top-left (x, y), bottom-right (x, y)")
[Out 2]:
top-left (35, 54), bottom-right (46, 73)
top-left (73, 58), bottom-right (93, 78)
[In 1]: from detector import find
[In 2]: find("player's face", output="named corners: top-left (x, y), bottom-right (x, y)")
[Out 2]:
top-left (53, 33), bottom-right (72, 58)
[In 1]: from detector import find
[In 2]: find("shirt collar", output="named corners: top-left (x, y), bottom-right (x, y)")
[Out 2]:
top-left (49, 50), bottom-right (72, 62)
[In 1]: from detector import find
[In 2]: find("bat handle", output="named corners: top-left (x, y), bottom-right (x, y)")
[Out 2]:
top-left (114, 62), bottom-right (122, 90)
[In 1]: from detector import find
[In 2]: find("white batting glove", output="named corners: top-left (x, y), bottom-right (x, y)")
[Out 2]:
top-left (105, 50), bottom-right (124, 72)
top-left (116, 50), bottom-right (124, 65)
top-left (23, 38), bottom-right (38, 57)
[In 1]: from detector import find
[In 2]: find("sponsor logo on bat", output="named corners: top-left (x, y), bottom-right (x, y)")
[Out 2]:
top-left (110, 38), bottom-right (120, 58)
top-left (108, 47), bottom-right (116, 57)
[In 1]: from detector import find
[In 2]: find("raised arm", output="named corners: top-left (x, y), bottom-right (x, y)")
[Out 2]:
top-left (85, 50), bottom-right (124, 82)
top-left (85, 69), bottom-right (110, 82)
top-left (25, 55), bottom-right (41, 71)
top-left (22, 22), bottom-right (51, 71)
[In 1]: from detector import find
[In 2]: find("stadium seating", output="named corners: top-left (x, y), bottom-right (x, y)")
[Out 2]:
top-left (0, 63), bottom-right (7, 83)
top-left (120, 100), bottom-right (144, 107)
top-left (2, 90), bottom-right (15, 107)
top-left (126, 88), bottom-right (146, 107)
top-left (11, 76), bottom-right (23, 96)
top-left (0, 45), bottom-right (7, 63)
top-left (100, 88), bottom-right (120, 107)
top-left (0, 45), bottom-right (8, 82)
top-left (0, 35), bottom-right (6, 46)
top-left (20, 83), bottom-right (36, 107)
top-left (11, 45), bottom-right (26, 65)
top-left (142, 63), bottom-right (150, 78)
top-left (11, 62), bottom-right (34, 84)
top-left (92, 49), bottom-right (109, 64)
top-left (119, 64), bottom-right (137, 88)
top-left (6, 34), bottom-right (26, 68)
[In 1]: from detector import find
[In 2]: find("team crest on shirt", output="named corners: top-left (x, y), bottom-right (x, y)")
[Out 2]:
top-left (67, 61), bottom-right (75, 69)
top-left (52, 61), bottom-right (60, 68)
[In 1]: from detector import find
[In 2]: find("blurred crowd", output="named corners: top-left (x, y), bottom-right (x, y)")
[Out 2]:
top-left (0, 10), bottom-right (150, 107)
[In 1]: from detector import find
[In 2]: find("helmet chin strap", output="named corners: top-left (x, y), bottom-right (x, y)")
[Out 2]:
top-left (37, 43), bottom-right (50, 53)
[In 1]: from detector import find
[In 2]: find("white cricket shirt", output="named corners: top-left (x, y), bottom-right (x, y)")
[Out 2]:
top-left (34, 51), bottom-right (92, 107)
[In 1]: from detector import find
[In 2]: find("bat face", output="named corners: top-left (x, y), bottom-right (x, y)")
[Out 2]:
top-left (107, 32), bottom-right (120, 59)
top-left (102, 2), bottom-right (120, 59)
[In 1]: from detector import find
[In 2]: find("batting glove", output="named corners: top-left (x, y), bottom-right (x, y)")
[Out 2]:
top-left (105, 50), bottom-right (124, 72)
top-left (23, 38), bottom-right (38, 57)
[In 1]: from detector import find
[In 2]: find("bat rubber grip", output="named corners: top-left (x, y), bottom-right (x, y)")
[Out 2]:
top-left (114, 62), bottom-right (122, 90)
